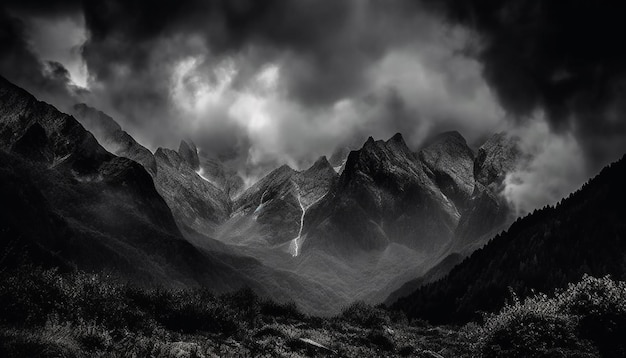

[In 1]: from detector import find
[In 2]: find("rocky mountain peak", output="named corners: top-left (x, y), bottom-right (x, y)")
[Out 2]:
top-left (0, 76), bottom-right (110, 174)
top-left (474, 132), bottom-right (522, 189)
top-left (178, 140), bottom-right (200, 170)
top-left (385, 132), bottom-right (413, 156)
top-left (418, 131), bottom-right (475, 208)
top-left (304, 155), bottom-right (335, 176)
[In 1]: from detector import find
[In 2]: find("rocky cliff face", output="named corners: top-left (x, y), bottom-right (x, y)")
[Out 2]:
top-left (217, 156), bottom-right (338, 249)
top-left (452, 132), bottom-right (523, 253)
top-left (71, 103), bottom-right (157, 174)
top-left (196, 154), bottom-right (245, 199)
top-left (418, 131), bottom-right (475, 210)
top-left (302, 134), bottom-right (459, 256)
top-left (178, 140), bottom-right (200, 171)
top-left (153, 147), bottom-right (230, 238)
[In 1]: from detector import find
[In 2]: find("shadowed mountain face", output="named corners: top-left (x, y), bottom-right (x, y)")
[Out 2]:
top-left (452, 133), bottom-right (524, 253)
top-left (419, 131), bottom-right (475, 210)
top-left (301, 131), bottom-right (522, 259)
top-left (302, 134), bottom-right (460, 256)
top-left (70, 104), bottom-right (239, 239)
top-left (0, 76), bottom-right (219, 286)
top-left (393, 154), bottom-right (626, 324)
top-left (153, 147), bottom-right (230, 238)
top-left (71, 104), bottom-right (157, 174)
top-left (0, 77), bottom-right (348, 315)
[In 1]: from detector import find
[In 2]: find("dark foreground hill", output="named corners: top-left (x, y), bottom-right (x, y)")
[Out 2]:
top-left (393, 154), bottom-right (626, 324)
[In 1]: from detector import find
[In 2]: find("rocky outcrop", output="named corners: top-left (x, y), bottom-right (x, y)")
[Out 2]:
top-left (474, 132), bottom-right (522, 190)
top-left (418, 131), bottom-right (475, 210)
top-left (178, 140), bottom-right (200, 170)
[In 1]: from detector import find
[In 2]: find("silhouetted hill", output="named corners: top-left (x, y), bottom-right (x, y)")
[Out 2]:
top-left (393, 154), bottom-right (626, 324)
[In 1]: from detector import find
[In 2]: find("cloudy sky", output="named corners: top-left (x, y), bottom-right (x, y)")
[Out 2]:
top-left (2, 0), bottom-right (626, 214)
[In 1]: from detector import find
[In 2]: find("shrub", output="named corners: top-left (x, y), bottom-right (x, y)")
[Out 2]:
top-left (0, 267), bottom-right (68, 326)
top-left (220, 287), bottom-right (261, 324)
top-left (260, 299), bottom-right (305, 321)
top-left (556, 275), bottom-right (626, 357)
top-left (339, 301), bottom-right (390, 329)
top-left (366, 329), bottom-right (395, 352)
top-left (477, 275), bottom-right (626, 357)
top-left (156, 290), bottom-right (242, 336)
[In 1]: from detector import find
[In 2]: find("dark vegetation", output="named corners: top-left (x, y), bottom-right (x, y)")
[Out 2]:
top-left (0, 265), bottom-right (475, 357)
top-left (2, 265), bottom-right (625, 357)
top-left (394, 155), bottom-right (626, 324)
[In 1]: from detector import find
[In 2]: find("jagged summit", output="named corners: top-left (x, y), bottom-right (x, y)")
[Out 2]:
top-left (304, 155), bottom-right (334, 175)
top-left (418, 130), bottom-right (475, 208)
top-left (387, 132), bottom-right (405, 143)
top-left (302, 132), bottom-right (459, 256)
top-left (0, 77), bottom-right (110, 174)
top-left (178, 139), bottom-right (200, 170)
top-left (474, 132), bottom-right (522, 189)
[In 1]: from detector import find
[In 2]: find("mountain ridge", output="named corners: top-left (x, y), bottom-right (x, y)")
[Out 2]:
top-left (392, 153), bottom-right (626, 323)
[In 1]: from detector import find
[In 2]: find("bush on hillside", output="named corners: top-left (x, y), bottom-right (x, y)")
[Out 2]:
top-left (557, 275), bottom-right (626, 357)
top-left (339, 301), bottom-right (390, 329)
top-left (478, 274), bottom-right (626, 357)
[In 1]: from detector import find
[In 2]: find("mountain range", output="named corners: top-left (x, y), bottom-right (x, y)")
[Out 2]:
top-left (0, 74), bottom-right (577, 316)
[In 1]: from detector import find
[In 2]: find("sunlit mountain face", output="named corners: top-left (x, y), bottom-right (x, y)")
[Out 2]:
top-left (2, 1), bottom-right (626, 356)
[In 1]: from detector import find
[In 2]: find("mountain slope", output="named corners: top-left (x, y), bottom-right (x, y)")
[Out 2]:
top-left (302, 134), bottom-right (459, 256)
top-left (0, 77), bottom-right (346, 315)
top-left (70, 104), bottom-right (234, 239)
top-left (451, 132), bottom-right (522, 253)
top-left (418, 131), bottom-right (475, 210)
top-left (153, 147), bottom-right (230, 238)
top-left (217, 157), bottom-right (338, 249)
top-left (0, 76), bottom-right (232, 287)
top-left (71, 103), bottom-right (157, 174)
top-left (393, 154), bottom-right (626, 324)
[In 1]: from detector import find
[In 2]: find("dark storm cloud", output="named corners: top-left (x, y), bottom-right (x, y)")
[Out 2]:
top-left (427, 0), bottom-right (626, 172)
top-left (4, 0), bottom-right (616, 211)
top-left (78, 0), bottom-right (425, 106)
top-left (0, 8), bottom-right (79, 109)
top-left (0, 0), bottom-right (508, 182)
